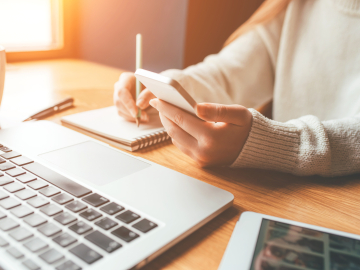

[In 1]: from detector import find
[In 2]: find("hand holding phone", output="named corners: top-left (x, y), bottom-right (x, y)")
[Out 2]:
top-left (135, 68), bottom-right (253, 167)
top-left (134, 69), bottom-right (198, 116)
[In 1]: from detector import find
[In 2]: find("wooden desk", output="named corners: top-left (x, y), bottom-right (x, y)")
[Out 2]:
top-left (4, 59), bottom-right (360, 269)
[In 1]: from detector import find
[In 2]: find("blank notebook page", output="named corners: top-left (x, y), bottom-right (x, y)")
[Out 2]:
top-left (61, 106), bottom-right (164, 144)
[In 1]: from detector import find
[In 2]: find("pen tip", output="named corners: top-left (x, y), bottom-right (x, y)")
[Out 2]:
top-left (136, 118), bottom-right (140, 127)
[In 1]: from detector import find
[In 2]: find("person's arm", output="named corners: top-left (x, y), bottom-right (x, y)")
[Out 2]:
top-left (161, 11), bottom-right (285, 108)
top-left (232, 109), bottom-right (360, 177)
top-left (114, 12), bottom-right (284, 122)
top-left (149, 97), bottom-right (360, 177)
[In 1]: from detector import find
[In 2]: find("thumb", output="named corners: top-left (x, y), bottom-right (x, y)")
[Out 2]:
top-left (136, 89), bottom-right (156, 110)
top-left (196, 103), bottom-right (251, 126)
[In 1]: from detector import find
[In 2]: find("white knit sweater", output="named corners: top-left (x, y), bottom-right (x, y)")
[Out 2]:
top-left (161, 0), bottom-right (360, 177)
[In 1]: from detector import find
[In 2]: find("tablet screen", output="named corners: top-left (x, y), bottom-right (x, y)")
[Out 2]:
top-left (250, 219), bottom-right (360, 270)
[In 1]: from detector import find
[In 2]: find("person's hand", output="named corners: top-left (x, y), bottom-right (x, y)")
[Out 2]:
top-left (149, 99), bottom-right (253, 166)
top-left (113, 72), bottom-right (155, 122)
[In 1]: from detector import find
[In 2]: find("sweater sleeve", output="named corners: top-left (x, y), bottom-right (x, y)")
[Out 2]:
top-left (231, 109), bottom-right (360, 177)
top-left (160, 12), bottom-right (285, 109)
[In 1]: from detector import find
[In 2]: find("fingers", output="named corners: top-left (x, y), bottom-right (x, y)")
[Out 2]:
top-left (196, 103), bottom-right (252, 126)
top-left (150, 99), bottom-right (206, 140)
top-left (119, 88), bottom-right (138, 118)
top-left (159, 113), bottom-right (198, 149)
top-left (116, 106), bottom-right (149, 122)
top-left (114, 72), bottom-right (150, 122)
top-left (114, 72), bottom-right (136, 99)
top-left (114, 72), bottom-right (137, 117)
top-left (136, 89), bottom-right (156, 110)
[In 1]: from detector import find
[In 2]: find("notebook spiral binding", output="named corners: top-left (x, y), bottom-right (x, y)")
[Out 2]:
top-left (134, 130), bottom-right (170, 150)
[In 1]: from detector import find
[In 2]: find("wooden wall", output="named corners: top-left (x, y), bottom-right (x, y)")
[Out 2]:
top-left (183, 0), bottom-right (264, 68)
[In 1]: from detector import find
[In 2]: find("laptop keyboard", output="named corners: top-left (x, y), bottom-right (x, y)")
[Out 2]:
top-left (0, 144), bottom-right (159, 269)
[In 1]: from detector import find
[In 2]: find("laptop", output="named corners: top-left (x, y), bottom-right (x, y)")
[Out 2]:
top-left (0, 120), bottom-right (233, 270)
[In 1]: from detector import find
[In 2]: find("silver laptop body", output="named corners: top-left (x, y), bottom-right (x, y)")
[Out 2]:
top-left (0, 120), bottom-right (233, 270)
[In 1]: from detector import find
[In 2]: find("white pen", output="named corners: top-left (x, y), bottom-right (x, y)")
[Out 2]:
top-left (135, 33), bottom-right (143, 127)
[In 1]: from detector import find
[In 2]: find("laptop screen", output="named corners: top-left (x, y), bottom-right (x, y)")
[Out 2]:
top-left (250, 219), bottom-right (360, 270)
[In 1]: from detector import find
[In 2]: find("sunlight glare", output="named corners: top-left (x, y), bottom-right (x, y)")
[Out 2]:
top-left (0, 0), bottom-right (53, 50)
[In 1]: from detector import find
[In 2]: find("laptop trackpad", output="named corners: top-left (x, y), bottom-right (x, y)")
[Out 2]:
top-left (39, 141), bottom-right (151, 186)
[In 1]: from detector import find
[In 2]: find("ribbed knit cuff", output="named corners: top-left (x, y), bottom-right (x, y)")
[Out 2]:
top-left (230, 109), bottom-right (300, 173)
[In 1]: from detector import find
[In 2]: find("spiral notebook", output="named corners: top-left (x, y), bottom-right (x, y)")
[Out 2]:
top-left (61, 106), bottom-right (169, 151)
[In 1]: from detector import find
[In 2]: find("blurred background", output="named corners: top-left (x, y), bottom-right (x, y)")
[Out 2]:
top-left (1, 0), bottom-right (264, 72)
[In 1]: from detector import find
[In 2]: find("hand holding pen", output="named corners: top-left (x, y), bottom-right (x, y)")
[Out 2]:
top-left (113, 34), bottom-right (156, 125)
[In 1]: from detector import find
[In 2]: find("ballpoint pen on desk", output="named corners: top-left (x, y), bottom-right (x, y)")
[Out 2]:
top-left (23, 97), bottom-right (74, 122)
top-left (135, 33), bottom-right (143, 127)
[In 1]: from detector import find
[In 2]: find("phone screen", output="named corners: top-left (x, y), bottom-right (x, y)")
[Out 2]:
top-left (250, 219), bottom-right (360, 270)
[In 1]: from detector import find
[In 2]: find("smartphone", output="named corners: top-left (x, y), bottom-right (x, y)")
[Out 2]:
top-left (219, 211), bottom-right (360, 270)
top-left (134, 69), bottom-right (197, 116)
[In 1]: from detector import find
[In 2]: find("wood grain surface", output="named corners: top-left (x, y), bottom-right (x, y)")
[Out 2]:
top-left (4, 59), bottom-right (360, 270)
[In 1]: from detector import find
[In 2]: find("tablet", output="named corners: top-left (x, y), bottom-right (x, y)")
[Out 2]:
top-left (134, 69), bottom-right (197, 116)
top-left (219, 211), bottom-right (360, 270)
